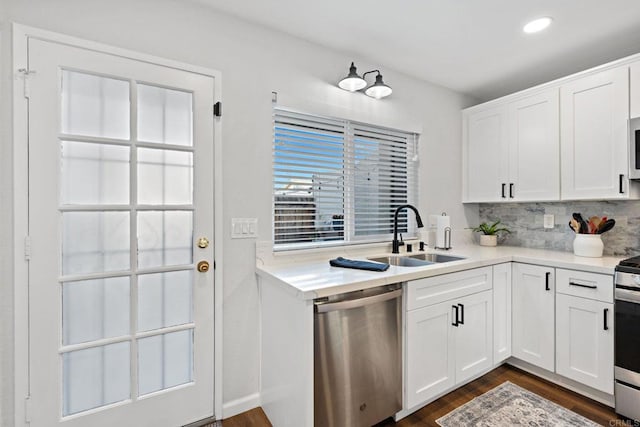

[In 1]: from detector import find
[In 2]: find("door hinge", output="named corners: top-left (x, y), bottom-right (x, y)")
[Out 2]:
top-left (24, 395), bottom-right (31, 423)
top-left (213, 101), bottom-right (222, 117)
top-left (18, 68), bottom-right (36, 99)
top-left (24, 236), bottom-right (31, 261)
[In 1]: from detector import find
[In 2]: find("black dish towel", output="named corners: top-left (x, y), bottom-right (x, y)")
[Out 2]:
top-left (329, 257), bottom-right (390, 272)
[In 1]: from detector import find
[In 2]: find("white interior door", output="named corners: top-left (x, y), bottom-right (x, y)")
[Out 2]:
top-left (27, 38), bottom-right (215, 427)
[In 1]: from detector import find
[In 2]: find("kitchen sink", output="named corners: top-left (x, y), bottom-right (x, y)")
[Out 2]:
top-left (367, 253), bottom-right (465, 267)
top-left (368, 256), bottom-right (434, 267)
top-left (406, 253), bottom-right (466, 263)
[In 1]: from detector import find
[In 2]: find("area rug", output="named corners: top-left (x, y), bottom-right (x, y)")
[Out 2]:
top-left (436, 381), bottom-right (599, 426)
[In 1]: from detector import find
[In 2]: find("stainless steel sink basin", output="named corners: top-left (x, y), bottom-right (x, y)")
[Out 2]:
top-left (368, 256), bottom-right (434, 267)
top-left (407, 253), bottom-right (466, 263)
top-left (367, 253), bottom-right (466, 267)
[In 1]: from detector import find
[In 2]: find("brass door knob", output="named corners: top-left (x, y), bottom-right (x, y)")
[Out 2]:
top-left (197, 261), bottom-right (210, 273)
top-left (197, 237), bottom-right (210, 249)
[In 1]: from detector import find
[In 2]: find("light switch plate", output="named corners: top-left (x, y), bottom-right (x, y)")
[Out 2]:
top-left (543, 214), bottom-right (554, 229)
top-left (232, 218), bottom-right (258, 239)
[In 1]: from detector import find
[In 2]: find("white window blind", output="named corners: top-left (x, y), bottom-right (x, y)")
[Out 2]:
top-left (273, 108), bottom-right (418, 249)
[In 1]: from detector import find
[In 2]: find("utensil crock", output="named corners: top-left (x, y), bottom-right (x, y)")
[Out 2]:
top-left (573, 234), bottom-right (604, 258)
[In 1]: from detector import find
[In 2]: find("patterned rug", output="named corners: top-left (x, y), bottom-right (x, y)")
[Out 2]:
top-left (436, 381), bottom-right (599, 426)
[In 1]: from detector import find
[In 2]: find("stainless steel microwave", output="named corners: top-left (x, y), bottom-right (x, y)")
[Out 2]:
top-left (631, 117), bottom-right (640, 180)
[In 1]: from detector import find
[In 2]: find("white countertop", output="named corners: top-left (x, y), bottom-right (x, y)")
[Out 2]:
top-left (256, 245), bottom-right (623, 300)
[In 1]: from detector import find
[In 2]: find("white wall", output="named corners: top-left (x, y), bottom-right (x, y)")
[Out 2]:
top-left (0, 0), bottom-right (476, 423)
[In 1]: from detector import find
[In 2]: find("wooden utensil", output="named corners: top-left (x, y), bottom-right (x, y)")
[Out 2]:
top-left (597, 219), bottom-right (615, 234)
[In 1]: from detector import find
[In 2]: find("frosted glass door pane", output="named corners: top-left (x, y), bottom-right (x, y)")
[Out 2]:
top-left (138, 84), bottom-right (193, 146)
top-left (138, 330), bottom-right (193, 396)
top-left (61, 70), bottom-right (130, 140)
top-left (137, 211), bottom-right (192, 268)
top-left (138, 271), bottom-right (193, 332)
top-left (63, 277), bottom-right (130, 345)
top-left (62, 212), bottom-right (130, 275)
top-left (61, 141), bottom-right (130, 205)
top-left (138, 148), bottom-right (193, 205)
top-left (63, 342), bottom-right (130, 416)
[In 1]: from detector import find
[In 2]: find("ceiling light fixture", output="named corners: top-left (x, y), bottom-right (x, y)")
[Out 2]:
top-left (523, 16), bottom-right (553, 34)
top-left (338, 62), bottom-right (392, 99)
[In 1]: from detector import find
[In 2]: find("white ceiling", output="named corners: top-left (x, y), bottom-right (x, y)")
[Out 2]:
top-left (193, 0), bottom-right (640, 101)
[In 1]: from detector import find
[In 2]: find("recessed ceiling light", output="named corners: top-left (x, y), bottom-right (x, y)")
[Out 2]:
top-left (523, 17), bottom-right (553, 34)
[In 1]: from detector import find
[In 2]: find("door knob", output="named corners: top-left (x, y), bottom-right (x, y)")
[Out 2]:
top-left (197, 261), bottom-right (210, 273)
top-left (197, 237), bottom-right (210, 248)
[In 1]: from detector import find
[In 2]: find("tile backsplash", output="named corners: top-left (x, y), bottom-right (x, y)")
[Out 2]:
top-left (478, 201), bottom-right (640, 256)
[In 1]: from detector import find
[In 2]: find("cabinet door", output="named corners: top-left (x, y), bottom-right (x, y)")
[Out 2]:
top-left (463, 106), bottom-right (509, 202)
top-left (512, 264), bottom-right (555, 371)
top-left (631, 61), bottom-right (640, 118)
top-left (508, 90), bottom-right (560, 201)
top-left (406, 301), bottom-right (456, 409)
top-left (556, 294), bottom-right (614, 394)
top-left (493, 263), bottom-right (512, 364)
top-left (455, 290), bottom-right (493, 384)
top-left (560, 66), bottom-right (630, 200)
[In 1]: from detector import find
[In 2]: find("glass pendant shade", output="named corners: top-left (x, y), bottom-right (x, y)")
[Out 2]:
top-left (364, 74), bottom-right (392, 99)
top-left (338, 62), bottom-right (367, 92)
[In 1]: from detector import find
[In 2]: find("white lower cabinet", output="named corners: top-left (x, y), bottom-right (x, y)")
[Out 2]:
top-left (555, 268), bottom-right (614, 394)
top-left (406, 287), bottom-right (492, 409)
top-left (406, 299), bottom-right (456, 409)
top-left (492, 263), bottom-right (512, 364)
top-left (512, 263), bottom-right (555, 371)
top-left (455, 291), bottom-right (493, 383)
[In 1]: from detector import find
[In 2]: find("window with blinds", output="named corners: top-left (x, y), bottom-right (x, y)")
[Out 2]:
top-left (273, 108), bottom-right (419, 249)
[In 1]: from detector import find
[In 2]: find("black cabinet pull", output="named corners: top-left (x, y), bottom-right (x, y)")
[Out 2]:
top-left (501, 183), bottom-right (506, 198)
top-left (604, 308), bottom-right (609, 331)
top-left (545, 272), bottom-right (551, 291)
top-left (509, 183), bottom-right (514, 198)
top-left (620, 174), bottom-right (625, 194)
top-left (458, 303), bottom-right (464, 325)
top-left (452, 305), bottom-right (459, 327)
top-left (569, 281), bottom-right (597, 289)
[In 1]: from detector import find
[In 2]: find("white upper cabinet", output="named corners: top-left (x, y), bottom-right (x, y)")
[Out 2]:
top-left (508, 90), bottom-right (560, 201)
top-left (631, 61), bottom-right (640, 118)
top-left (463, 89), bottom-right (559, 202)
top-left (560, 66), bottom-right (631, 200)
top-left (463, 53), bottom-right (640, 203)
top-left (463, 105), bottom-right (508, 202)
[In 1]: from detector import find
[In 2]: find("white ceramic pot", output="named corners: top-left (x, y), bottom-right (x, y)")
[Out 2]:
top-left (573, 234), bottom-right (604, 258)
top-left (479, 235), bottom-right (497, 247)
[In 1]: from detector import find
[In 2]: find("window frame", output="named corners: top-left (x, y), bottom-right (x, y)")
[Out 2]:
top-left (272, 107), bottom-right (419, 251)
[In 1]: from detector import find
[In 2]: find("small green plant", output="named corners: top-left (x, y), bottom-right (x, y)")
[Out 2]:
top-left (470, 220), bottom-right (511, 236)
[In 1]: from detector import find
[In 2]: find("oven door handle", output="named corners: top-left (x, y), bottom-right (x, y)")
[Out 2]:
top-left (615, 287), bottom-right (640, 304)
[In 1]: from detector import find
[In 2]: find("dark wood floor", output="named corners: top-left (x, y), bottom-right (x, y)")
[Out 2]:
top-left (214, 364), bottom-right (618, 426)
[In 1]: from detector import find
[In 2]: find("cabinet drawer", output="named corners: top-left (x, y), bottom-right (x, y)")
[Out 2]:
top-left (556, 268), bottom-right (613, 303)
top-left (406, 267), bottom-right (492, 311)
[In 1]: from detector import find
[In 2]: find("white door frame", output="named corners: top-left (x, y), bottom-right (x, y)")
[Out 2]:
top-left (11, 23), bottom-right (224, 426)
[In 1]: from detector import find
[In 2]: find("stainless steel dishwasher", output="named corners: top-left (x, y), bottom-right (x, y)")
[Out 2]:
top-left (314, 283), bottom-right (402, 427)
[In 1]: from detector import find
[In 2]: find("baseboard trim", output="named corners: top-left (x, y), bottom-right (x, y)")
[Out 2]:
top-left (222, 393), bottom-right (261, 419)
top-left (506, 358), bottom-right (615, 407)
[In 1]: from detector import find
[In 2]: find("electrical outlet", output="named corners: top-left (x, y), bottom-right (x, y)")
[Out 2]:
top-left (543, 214), bottom-right (554, 229)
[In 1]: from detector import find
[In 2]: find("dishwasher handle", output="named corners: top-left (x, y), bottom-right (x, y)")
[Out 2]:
top-left (315, 289), bottom-right (402, 313)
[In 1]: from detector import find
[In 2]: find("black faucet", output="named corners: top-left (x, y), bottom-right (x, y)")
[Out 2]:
top-left (392, 204), bottom-right (424, 254)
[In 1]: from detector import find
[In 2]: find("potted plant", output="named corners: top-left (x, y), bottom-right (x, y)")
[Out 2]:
top-left (470, 220), bottom-right (511, 247)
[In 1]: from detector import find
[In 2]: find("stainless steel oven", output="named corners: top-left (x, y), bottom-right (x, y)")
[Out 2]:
top-left (615, 256), bottom-right (640, 421)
